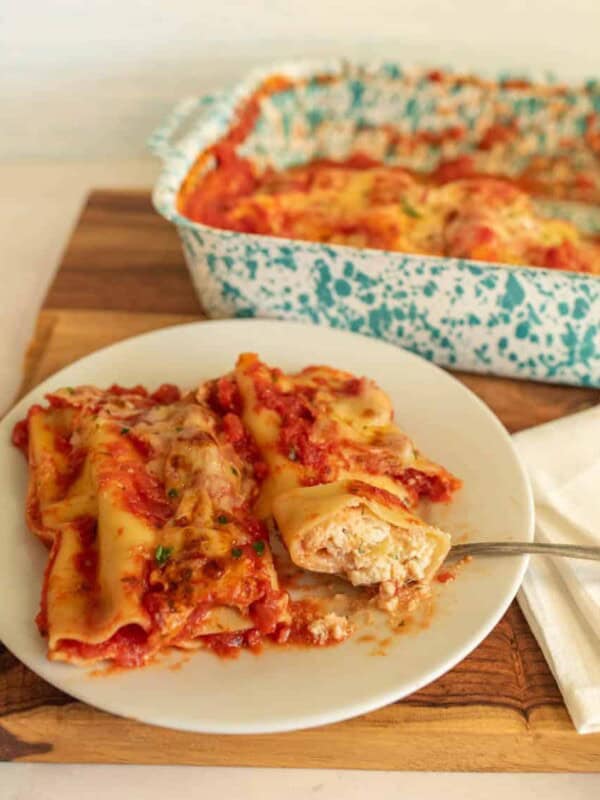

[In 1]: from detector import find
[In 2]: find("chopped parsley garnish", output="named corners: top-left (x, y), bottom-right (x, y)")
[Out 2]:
top-left (216, 514), bottom-right (229, 525)
top-left (288, 447), bottom-right (298, 461)
top-left (252, 540), bottom-right (266, 556)
top-left (120, 427), bottom-right (130, 435)
top-left (66, 387), bottom-right (75, 395)
top-left (155, 545), bottom-right (172, 566)
top-left (231, 547), bottom-right (243, 559)
top-left (230, 466), bottom-right (239, 476)
top-left (175, 426), bottom-right (183, 433)
top-left (167, 487), bottom-right (179, 498)
top-left (402, 200), bottom-right (421, 218)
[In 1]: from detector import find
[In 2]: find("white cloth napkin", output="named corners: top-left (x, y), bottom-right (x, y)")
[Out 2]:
top-left (514, 405), bottom-right (600, 734)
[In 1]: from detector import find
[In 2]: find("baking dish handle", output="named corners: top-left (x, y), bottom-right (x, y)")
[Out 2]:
top-left (148, 92), bottom-right (227, 160)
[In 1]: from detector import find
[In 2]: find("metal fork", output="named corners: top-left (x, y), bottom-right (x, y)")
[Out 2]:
top-left (447, 542), bottom-right (600, 562)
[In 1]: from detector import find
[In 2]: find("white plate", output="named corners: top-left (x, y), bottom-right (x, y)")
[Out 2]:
top-left (0, 320), bottom-right (534, 733)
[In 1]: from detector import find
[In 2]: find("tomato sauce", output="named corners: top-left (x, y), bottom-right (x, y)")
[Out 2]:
top-left (199, 629), bottom-right (264, 658)
top-left (11, 419), bottom-right (30, 457)
top-left (45, 394), bottom-right (75, 409)
top-left (35, 532), bottom-right (62, 636)
top-left (207, 377), bottom-right (269, 481)
top-left (431, 154), bottom-right (476, 183)
top-left (248, 370), bottom-right (336, 485)
top-left (398, 467), bottom-right (462, 503)
top-left (221, 412), bottom-right (268, 481)
top-left (26, 492), bottom-right (43, 531)
top-left (478, 121), bottom-right (518, 151)
top-left (11, 404), bottom-right (44, 459)
top-left (340, 377), bottom-right (364, 396)
top-left (278, 599), bottom-right (351, 649)
top-left (212, 376), bottom-right (242, 414)
top-left (53, 434), bottom-right (86, 495)
top-left (250, 588), bottom-right (289, 635)
top-left (98, 439), bottom-right (172, 528)
top-left (126, 431), bottom-right (154, 461)
top-left (106, 384), bottom-right (149, 398)
top-left (57, 624), bottom-right (151, 668)
top-left (181, 73), bottom-right (295, 226)
top-left (72, 516), bottom-right (98, 590)
top-left (150, 383), bottom-right (181, 405)
top-left (122, 470), bottom-right (172, 528)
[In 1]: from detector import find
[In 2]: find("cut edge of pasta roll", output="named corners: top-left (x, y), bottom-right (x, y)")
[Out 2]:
top-left (272, 479), bottom-right (451, 608)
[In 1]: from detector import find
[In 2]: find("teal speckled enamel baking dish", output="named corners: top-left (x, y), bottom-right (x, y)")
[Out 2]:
top-left (150, 59), bottom-right (600, 387)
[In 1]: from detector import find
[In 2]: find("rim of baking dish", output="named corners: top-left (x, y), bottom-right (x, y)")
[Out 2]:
top-left (150, 57), bottom-right (600, 282)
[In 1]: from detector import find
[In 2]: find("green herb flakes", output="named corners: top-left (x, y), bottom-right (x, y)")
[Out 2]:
top-left (252, 540), bottom-right (266, 556)
top-left (155, 545), bottom-right (172, 566)
top-left (231, 547), bottom-right (243, 559)
top-left (401, 200), bottom-right (421, 218)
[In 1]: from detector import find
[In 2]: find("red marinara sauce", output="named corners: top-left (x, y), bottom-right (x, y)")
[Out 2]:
top-left (53, 432), bottom-right (86, 495)
top-left (57, 625), bottom-right (151, 669)
top-left (399, 467), bottom-right (461, 503)
top-left (247, 367), bottom-right (337, 485)
top-left (72, 516), bottom-right (99, 590)
top-left (11, 419), bottom-right (29, 457)
top-left (11, 404), bottom-right (44, 459)
top-left (200, 629), bottom-right (263, 659)
top-left (150, 383), bottom-right (181, 405)
top-left (208, 376), bottom-right (269, 481)
top-left (106, 384), bottom-right (149, 398)
top-left (97, 438), bottom-right (172, 528)
top-left (35, 532), bottom-right (62, 635)
top-left (181, 74), bottom-right (295, 227)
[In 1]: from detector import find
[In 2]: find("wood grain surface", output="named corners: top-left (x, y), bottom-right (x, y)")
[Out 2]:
top-left (2, 189), bottom-right (599, 770)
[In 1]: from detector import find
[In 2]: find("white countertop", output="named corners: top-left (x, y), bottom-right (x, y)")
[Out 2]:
top-left (2, 764), bottom-right (600, 799)
top-left (2, 159), bottom-right (599, 797)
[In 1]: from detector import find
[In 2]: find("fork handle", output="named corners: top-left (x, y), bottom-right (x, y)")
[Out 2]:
top-left (448, 542), bottom-right (600, 561)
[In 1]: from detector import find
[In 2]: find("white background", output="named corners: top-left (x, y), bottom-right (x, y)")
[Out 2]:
top-left (2, 0), bottom-right (600, 160)
top-left (2, 0), bottom-right (600, 795)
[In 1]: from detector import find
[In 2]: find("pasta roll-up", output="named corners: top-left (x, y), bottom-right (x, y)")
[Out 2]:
top-left (272, 480), bottom-right (451, 601)
top-left (232, 353), bottom-right (459, 603)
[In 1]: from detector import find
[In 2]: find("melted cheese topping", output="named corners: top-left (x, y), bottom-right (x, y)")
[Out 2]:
top-left (184, 158), bottom-right (600, 274)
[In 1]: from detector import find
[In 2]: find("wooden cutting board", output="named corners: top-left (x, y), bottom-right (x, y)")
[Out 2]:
top-left (2, 190), bottom-right (599, 770)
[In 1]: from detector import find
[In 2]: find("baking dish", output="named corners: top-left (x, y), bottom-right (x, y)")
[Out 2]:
top-left (150, 59), bottom-right (600, 387)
